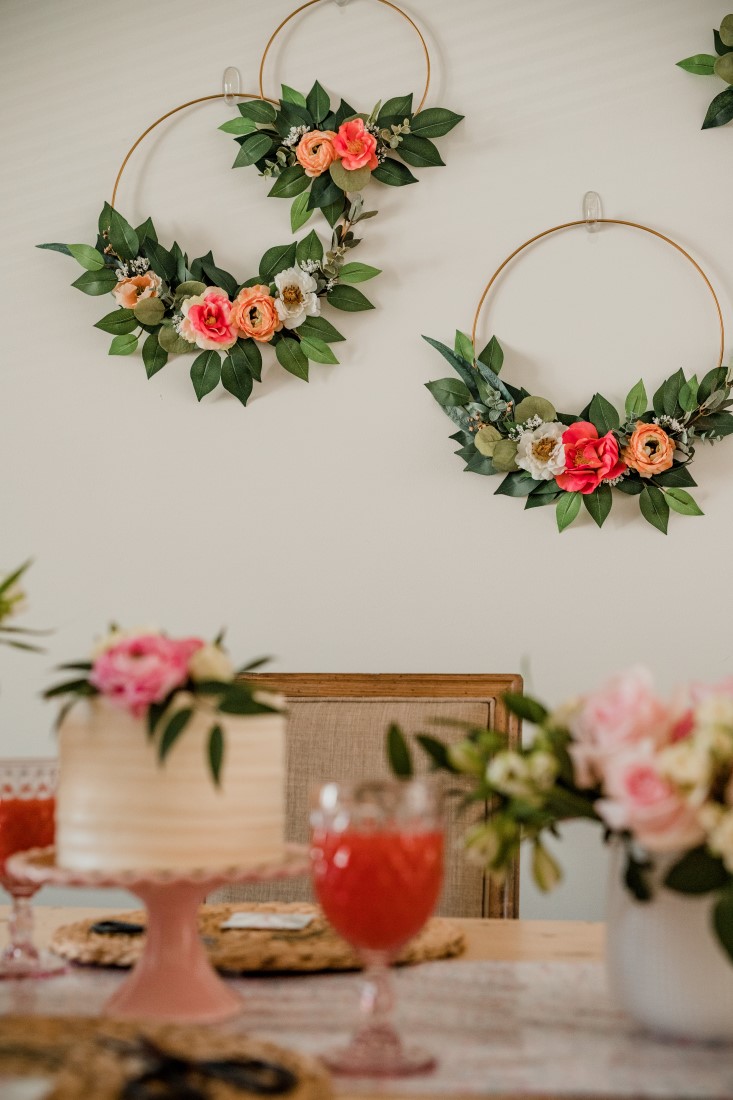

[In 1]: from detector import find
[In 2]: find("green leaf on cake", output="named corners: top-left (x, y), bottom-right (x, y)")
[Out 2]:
top-left (208, 724), bottom-right (225, 787)
top-left (158, 706), bottom-right (194, 763)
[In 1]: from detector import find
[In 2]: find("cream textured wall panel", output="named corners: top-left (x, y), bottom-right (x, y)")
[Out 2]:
top-left (1, 0), bottom-right (732, 917)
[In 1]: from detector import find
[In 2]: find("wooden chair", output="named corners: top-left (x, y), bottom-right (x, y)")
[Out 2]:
top-left (216, 674), bottom-right (521, 918)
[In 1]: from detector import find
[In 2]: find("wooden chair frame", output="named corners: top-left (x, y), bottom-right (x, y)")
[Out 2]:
top-left (247, 672), bottom-right (522, 918)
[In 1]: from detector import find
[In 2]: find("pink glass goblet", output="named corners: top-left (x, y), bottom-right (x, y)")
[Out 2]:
top-left (310, 778), bottom-right (444, 1077)
top-left (0, 757), bottom-right (66, 978)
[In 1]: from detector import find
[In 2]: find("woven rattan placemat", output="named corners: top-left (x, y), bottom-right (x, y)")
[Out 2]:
top-left (0, 1014), bottom-right (331, 1099)
top-left (51, 902), bottom-right (464, 972)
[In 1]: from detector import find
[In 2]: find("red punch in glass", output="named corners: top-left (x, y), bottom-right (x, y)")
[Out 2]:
top-left (310, 779), bottom-right (443, 1076)
top-left (0, 758), bottom-right (66, 979)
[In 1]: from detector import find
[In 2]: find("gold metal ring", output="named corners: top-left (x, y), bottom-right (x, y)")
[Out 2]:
top-left (472, 219), bottom-right (725, 371)
top-left (111, 92), bottom-right (278, 209)
top-left (258, 0), bottom-right (431, 112)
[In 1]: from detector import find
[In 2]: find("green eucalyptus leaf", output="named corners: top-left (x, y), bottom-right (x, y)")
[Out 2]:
top-left (556, 492), bottom-right (582, 532)
top-left (190, 350), bottom-right (222, 401)
top-left (298, 335), bottom-right (339, 364)
top-left (625, 379), bottom-right (648, 419)
top-left (676, 54), bottom-right (717, 75)
top-left (158, 325), bottom-right (194, 356)
top-left (329, 160), bottom-right (371, 192)
top-left (133, 297), bottom-right (165, 326)
top-left (409, 107), bottom-right (464, 137)
top-left (221, 349), bottom-right (254, 406)
top-left (276, 337), bottom-right (309, 380)
top-left (219, 115), bottom-right (258, 136)
top-left (327, 285), bottom-right (374, 312)
top-left (268, 165), bottom-right (310, 199)
top-left (291, 190), bottom-right (313, 233)
top-left (108, 333), bottom-right (138, 357)
top-left (174, 281), bottom-right (207, 305)
top-left (702, 85), bottom-right (733, 128)
top-left (142, 332), bottom-right (168, 378)
top-left (515, 395), bottom-right (556, 423)
top-left (71, 268), bottom-right (118, 296)
top-left (425, 377), bottom-right (472, 407)
top-left (663, 488), bottom-right (704, 516)
top-left (474, 424), bottom-right (502, 457)
top-left (583, 483), bottom-right (612, 528)
top-left (639, 485), bottom-right (669, 534)
top-left (715, 54), bottom-right (733, 83)
top-left (588, 393), bottom-right (620, 434)
top-left (492, 439), bottom-right (519, 472)
top-left (94, 309), bottom-right (137, 336)
top-left (372, 159), bottom-right (417, 187)
top-left (68, 243), bottom-right (106, 271)
top-left (295, 229), bottom-right (323, 265)
top-left (337, 262), bottom-right (381, 284)
top-left (236, 99), bottom-right (278, 124)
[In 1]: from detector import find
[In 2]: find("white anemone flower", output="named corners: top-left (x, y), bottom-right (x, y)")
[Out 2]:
top-left (515, 421), bottom-right (566, 481)
top-left (273, 266), bottom-right (321, 329)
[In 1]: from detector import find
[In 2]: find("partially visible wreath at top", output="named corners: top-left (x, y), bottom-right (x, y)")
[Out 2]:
top-left (39, 93), bottom-right (380, 407)
top-left (677, 13), bottom-right (733, 129)
top-left (425, 220), bottom-right (732, 534)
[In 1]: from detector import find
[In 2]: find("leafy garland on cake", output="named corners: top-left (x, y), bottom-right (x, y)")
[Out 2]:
top-left (44, 629), bottom-right (278, 785)
top-left (221, 81), bottom-right (463, 231)
top-left (677, 13), bottom-right (733, 128)
top-left (425, 332), bottom-right (733, 533)
top-left (39, 200), bottom-right (379, 405)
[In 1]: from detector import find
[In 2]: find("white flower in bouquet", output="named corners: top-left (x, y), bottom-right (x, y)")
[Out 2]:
top-left (487, 751), bottom-right (541, 805)
top-left (515, 422), bottom-right (566, 480)
top-left (463, 821), bottom-right (502, 868)
top-left (696, 694), bottom-right (733, 736)
top-left (658, 738), bottom-right (713, 796)
top-left (188, 643), bottom-right (235, 684)
top-left (274, 266), bottom-right (320, 329)
top-left (532, 841), bottom-right (562, 892)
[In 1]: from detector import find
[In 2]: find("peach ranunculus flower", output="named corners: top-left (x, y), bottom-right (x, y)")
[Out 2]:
top-left (112, 271), bottom-right (162, 309)
top-left (296, 129), bottom-right (338, 178)
top-left (230, 285), bottom-right (282, 343)
top-left (554, 421), bottom-right (626, 495)
top-left (179, 287), bottom-right (237, 351)
top-left (332, 118), bottom-right (378, 172)
top-left (622, 421), bottom-right (675, 478)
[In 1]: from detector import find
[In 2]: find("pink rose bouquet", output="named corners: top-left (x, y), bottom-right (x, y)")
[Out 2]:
top-left (45, 628), bottom-right (279, 784)
top-left (388, 668), bottom-right (733, 962)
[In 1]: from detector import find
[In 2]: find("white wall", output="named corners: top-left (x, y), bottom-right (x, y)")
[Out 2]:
top-left (1, 0), bottom-right (731, 918)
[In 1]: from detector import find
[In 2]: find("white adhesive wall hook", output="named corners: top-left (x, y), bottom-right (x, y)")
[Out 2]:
top-left (222, 66), bottom-right (242, 107)
top-left (583, 191), bottom-right (602, 233)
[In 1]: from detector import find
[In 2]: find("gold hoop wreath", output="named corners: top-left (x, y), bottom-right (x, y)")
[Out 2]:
top-left (220, 0), bottom-right (463, 233)
top-left (424, 219), bottom-right (730, 534)
top-left (39, 92), bottom-right (378, 406)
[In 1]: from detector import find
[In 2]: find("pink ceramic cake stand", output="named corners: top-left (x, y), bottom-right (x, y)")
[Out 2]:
top-left (8, 845), bottom-right (309, 1025)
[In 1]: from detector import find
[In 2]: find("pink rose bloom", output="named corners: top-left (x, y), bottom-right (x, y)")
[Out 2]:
top-left (332, 118), bottom-right (378, 172)
top-left (555, 421), bottom-right (626, 495)
top-left (179, 287), bottom-right (237, 351)
top-left (90, 634), bottom-right (200, 718)
top-left (596, 744), bottom-right (705, 853)
top-left (569, 667), bottom-right (672, 788)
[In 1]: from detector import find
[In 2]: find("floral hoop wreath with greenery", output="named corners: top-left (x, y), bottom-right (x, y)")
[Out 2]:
top-left (677, 13), bottom-right (733, 129)
top-left (222, 0), bottom-right (463, 231)
top-left (39, 93), bottom-right (378, 407)
top-left (425, 219), bottom-right (731, 534)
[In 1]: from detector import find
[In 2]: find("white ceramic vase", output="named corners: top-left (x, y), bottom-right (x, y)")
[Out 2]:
top-left (606, 846), bottom-right (733, 1042)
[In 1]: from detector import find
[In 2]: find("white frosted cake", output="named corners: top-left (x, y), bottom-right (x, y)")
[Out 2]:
top-left (56, 696), bottom-right (285, 873)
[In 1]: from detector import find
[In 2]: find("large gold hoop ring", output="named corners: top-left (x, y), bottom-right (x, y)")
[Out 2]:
top-left (471, 220), bottom-right (725, 371)
top-left (111, 92), bottom-right (278, 209)
top-left (258, 0), bottom-right (431, 112)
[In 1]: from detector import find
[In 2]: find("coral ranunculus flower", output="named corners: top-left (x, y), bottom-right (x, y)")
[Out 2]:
top-left (231, 285), bottom-right (282, 343)
top-left (112, 271), bottom-right (162, 309)
top-left (179, 287), bottom-right (237, 351)
top-left (296, 129), bottom-right (338, 177)
top-left (555, 421), bottom-right (626, 495)
top-left (333, 118), bottom-right (378, 172)
top-left (622, 421), bottom-right (675, 478)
